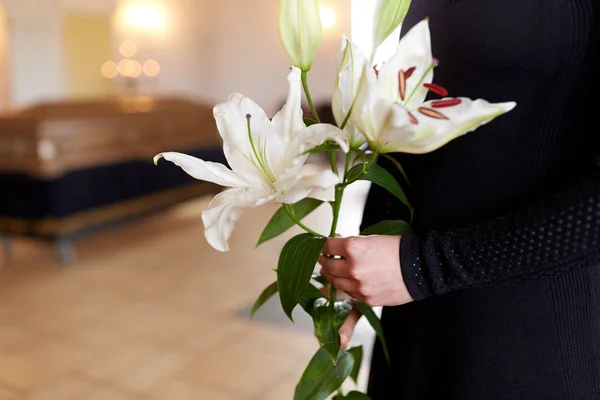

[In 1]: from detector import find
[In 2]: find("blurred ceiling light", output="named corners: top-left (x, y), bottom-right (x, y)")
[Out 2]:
top-left (125, 4), bottom-right (163, 28)
top-left (119, 40), bottom-right (137, 58)
top-left (101, 60), bottom-right (118, 79)
top-left (143, 59), bottom-right (161, 77)
top-left (118, 58), bottom-right (142, 78)
top-left (320, 7), bottom-right (336, 29)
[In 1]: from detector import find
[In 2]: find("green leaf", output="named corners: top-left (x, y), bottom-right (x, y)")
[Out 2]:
top-left (278, 234), bottom-right (327, 321)
top-left (349, 163), bottom-right (413, 220)
top-left (257, 198), bottom-right (323, 246)
top-left (250, 281), bottom-right (278, 318)
top-left (362, 164), bottom-right (411, 210)
top-left (354, 302), bottom-right (390, 365)
top-left (298, 283), bottom-right (326, 314)
top-left (312, 301), bottom-right (353, 363)
top-left (345, 163), bottom-right (367, 182)
top-left (347, 346), bottom-right (363, 383)
top-left (302, 142), bottom-right (341, 155)
top-left (334, 391), bottom-right (371, 400)
top-left (383, 154), bottom-right (411, 185)
top-left (294, 347), bottom-right (355, 400)
top-left (303, 117), bottom-right (318, 126)
top-left (360, 220), bottom-right (413, 236)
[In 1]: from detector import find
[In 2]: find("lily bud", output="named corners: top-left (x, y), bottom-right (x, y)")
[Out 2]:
top-left (278, 0), bottom-right (323, 71)
top-left (372, 0), bottom-right (412, 52)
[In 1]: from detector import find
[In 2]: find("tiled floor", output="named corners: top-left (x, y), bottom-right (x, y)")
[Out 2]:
top-left (0, 181), bottom-right (376, 399)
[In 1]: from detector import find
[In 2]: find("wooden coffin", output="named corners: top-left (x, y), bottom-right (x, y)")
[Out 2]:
top-left (0, 96), bottom-right (225, 239)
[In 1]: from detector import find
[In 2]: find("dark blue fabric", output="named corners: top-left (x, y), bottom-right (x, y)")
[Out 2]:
top-left (0, 147), bottom-right (226, 219)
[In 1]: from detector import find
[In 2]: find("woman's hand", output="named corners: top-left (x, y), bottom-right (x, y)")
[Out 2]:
top-left (318, 235), bottom-right (414, 307)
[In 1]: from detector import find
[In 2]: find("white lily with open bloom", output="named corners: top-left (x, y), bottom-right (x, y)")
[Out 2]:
top-left (349, 19), bottom-right (517, 154)
top-left (154, 67), bottom-right (347, 252)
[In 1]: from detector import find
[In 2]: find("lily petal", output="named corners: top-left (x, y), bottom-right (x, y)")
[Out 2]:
top-left (277, 163), bottom-right (340, 204)
top-left (351, 63), bottom-right (380, 143)
top-left (299, 123), bottom-right (350, 154)
top-left (365, 99), bottom-right (415, 152)
top-left (269, 67), bottom-right (307, 176)
top-left (202, 187), bottom-right (274, 252)
top-left (214, 94), bottom-right (276, 185)
top-left (381, 98), bottom-right (517, 154)
top-left (377, 19), bottom-right (433, 108)
top-left (272, 67), bottom-right (305, 139)
top-left (333, 37), bottom-right (369, 148)
top-left (154, 152), bottom-right (247, 187)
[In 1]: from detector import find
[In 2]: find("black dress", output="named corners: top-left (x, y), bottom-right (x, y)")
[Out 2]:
top-left (362, 1), bottom-right (600, 399)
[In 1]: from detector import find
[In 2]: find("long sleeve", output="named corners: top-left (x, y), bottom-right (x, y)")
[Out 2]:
top-left (401, 167), bottom-right (600, 301)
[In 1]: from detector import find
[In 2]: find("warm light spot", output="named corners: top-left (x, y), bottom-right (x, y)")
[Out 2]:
top-left (143, 59), bottom-right (161, 77)
top-left (100, 60), bottom-right (118, 79)
top-left (125, 5), bottom-right (163, 28)
top-left (118, 59), bottom-right (142, 78)
top-left (320, 7), bottom-right (336, 29)
top-left (119, 40), bottom-right (137, 58)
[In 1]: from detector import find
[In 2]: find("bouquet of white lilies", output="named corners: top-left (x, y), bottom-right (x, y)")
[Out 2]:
top-left (154, 0), bottom-right (516, 398)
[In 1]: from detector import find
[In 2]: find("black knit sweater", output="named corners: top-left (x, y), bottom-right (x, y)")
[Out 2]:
top-left (363, 1), bottom-right (600, 399)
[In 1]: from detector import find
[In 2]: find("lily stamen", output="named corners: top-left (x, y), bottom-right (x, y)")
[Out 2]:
top-left (418, 107), bottom-right (449, 120)
top-left (402, 60), bottom-right (438, 106)
top-left (398, 70), bottom-right (407, 101)
top-left (407, 111), bottom-right (419, 125)
top-left (424, 83), bottom-right (448, 97)
top-left (431, 98), bottom-right (462, 108)
top-left (373, 65), bottom-right (380, 78)
top-left (398, 67), bottom-right (418, 101)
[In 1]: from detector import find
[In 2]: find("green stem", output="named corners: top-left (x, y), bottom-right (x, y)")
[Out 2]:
top-left (301, 71), bottom-right (320, 123)
top-left (326, 151), bottom-right (358, 305)
top-left (343, 151), bottom-right (352, 180)
top-left (301, 70), bottom-right (339, 176)
top-left (329, 186), bottom-right (343, 238)
top-left (283, 205), bottom-right (321, 237)
top-left (327, 186), bottom-right (345, 306)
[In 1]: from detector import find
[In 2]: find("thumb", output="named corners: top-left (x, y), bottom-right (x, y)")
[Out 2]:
top-left (339, 308), bottom-right (361, 350)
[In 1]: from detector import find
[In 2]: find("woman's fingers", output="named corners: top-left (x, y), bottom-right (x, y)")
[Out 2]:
top-left (340, 308), bottom-right (362, 349)
top-left (322, 237), bottom-right (348, 258)
top-left (320, 270), bottom-right (359, 294)
top-left (318, 255), bottom-right (351, 278)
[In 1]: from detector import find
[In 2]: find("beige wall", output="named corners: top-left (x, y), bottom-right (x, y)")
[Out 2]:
top-left (63, 13), bottom-right (113, 99)
top-left (2, 0), bottom-right (352, 113)
top-left (4, 0), bottom-right (66, 107)
top-left (200, 0), bottom-right (351, 115)
top-left (110, 0), bottom-right (351, 114)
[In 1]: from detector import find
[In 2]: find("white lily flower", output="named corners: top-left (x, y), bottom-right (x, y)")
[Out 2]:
top-left (332, 37), bottom-right (369, 149)
top-left (154, 67), bottom-right (347, 252)
top-left (351, 19), bottom-right (517, 154)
